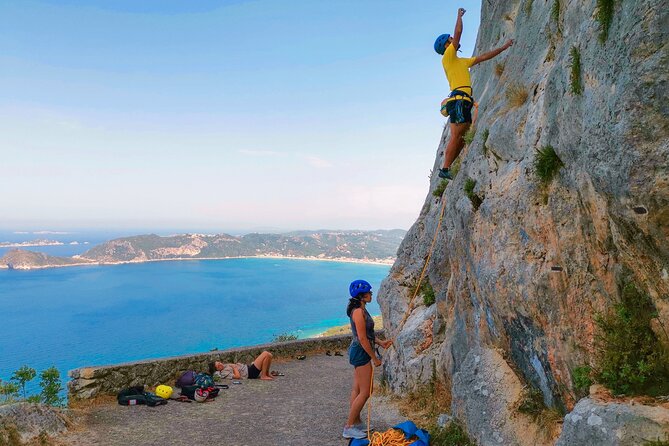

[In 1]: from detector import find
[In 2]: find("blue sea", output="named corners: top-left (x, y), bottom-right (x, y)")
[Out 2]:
top-left (0, 256), bottom-right (389, 396)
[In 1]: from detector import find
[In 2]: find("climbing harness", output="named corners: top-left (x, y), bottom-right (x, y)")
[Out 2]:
top-left (440, 85), bottom-right (479, 124)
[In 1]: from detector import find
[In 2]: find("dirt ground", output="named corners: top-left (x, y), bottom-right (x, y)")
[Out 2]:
top-left (61, 353), bottom-right (403, 446)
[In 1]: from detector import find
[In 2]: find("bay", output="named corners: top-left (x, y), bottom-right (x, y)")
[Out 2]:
top-left (0, 258), bottom-right (389, 391)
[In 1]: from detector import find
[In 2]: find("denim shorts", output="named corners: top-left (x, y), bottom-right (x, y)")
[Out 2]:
top-left (348, 342), bottom-right (371, 367)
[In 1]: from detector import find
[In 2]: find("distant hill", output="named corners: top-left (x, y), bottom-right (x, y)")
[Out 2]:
top-left (0, 249), bottom-right (92, 269)
top-left (80, 230), bottom-right (406, 263)
top-left (0, 230), bottom-right (406, 269)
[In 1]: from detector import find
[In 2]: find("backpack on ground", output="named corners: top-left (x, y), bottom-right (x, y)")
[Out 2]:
top-left (176, 370), bottom-right (197, 387)
top-left (179, 385), bottom-right (220, 401)
top-left (117, 386), bottom-right (168, 407)
top-left (194, 372), bottom-right (215, 389)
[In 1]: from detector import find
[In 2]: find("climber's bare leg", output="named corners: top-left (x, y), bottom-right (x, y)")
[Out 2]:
top-left (443, 122), bottom-right (470, 169)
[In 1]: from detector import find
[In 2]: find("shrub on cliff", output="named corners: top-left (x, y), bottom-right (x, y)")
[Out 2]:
top-left (464, 178), bottom-right (483, 211)
top-left (433, 179), bottom-right (448, 198)
top-left (11, 366), bottom-right (36, 400)
top-left (429, 422), bottom-right (475, 446)
top-left (569, 46), bottom-right (583, 95)
top-left (421, 281), bottom-right (436, 306)
top-left (595, 282), bottom-right (669, 396)
top-left (596, 0), bottom-right (615, 43)
top-left (572, 365), bottom-right (593, 397)
top-left (463, 127), bottom-right (476, 146)
top-left (506, 83), bottom-right (528, 108)
top-left (0, 380), bottom-right (20, 404)
top-left (39, 367), bottom-right (64, 407)
top-left (534, 146), bottom-right (563, 186)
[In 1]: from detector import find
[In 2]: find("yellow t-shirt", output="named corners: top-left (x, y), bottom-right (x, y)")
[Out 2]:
top-left (442, 44), bottom-right (476, 103)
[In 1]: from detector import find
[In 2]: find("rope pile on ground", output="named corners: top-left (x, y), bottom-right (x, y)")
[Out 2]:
top-left (368, 429), bottom-right (414, 446)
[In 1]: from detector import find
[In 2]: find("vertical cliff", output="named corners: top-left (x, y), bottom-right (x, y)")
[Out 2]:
top-left (378, 0), bottom-right (668, 444)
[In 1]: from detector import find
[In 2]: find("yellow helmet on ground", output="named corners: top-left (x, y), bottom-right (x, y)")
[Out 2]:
top-left (155, 385), bottom-right (173, 399)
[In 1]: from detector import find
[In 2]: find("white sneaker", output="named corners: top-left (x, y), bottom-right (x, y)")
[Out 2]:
top-left (342, 426), bottom-right (367, 439)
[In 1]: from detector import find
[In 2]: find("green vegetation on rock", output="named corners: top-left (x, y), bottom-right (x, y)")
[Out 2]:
top-left (595, 281), bottom-right (669, 396)
top-left (0, 380), bottom-right (20, 403)
top-left (524, 0), bottom-right (534, 16)
top-left (517, 386), bottom-right (564, 435)
top-left (482, 129), bottom-right (490, 155)
top-left (596, 0), bottom-right (615, 43)
top-left (644, 439), bottom-right (669, 446)
top-left (551, 0), bottom-right (560, 26)
top-left (39, 367), bottom-right (64, 407)
top-left (429, 422), bottom-right (475, 446)
top-left (1, 365), bottom-right (63, 407)
top-left (534, 146), bottom-right (563, 186)
top-left (433, 179), bottom-right (449, 198)
top-left (518, 386), bottom-right (545, 417)
top-left (572, 365), bottom-right (593, 396)
top-left (569, 46), bottom-right (583, 95)
top-left (463, 127), bottom-right (476, 146)
top-left (11, 366), bottom-right (36, 400)
top-left (464, 178), bottom-right (483, 211)
top-left (421, 280), bottom-right (436, 306)
top-left (399, 362), bottom-right (451, 425)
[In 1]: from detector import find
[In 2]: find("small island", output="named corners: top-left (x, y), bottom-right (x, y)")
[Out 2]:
top-left (0, 239), bottom-right (65, 248)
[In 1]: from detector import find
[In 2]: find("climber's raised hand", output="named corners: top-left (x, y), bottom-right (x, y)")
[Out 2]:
top-left (503, 39), bottom-right (515, 50)
top-left (458, 8), bottom-right (466, 17)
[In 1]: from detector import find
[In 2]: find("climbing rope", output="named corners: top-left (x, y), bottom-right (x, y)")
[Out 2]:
top-left (390, 193), bottom-right (448, 344)
top-left (365, 364), bottom-right (414, 446)
top-left (362, 194), bottom-right (448, 444)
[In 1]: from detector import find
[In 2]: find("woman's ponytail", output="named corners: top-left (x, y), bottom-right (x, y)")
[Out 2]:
top-left (346, 296), bottom-right (362, 317)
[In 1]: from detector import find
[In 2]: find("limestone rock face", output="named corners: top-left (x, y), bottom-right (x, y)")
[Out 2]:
top-left (378, 0), bottom-right (668, 443)
top-left (556, 398), bottom-right (669, 446)
top-left (0, 403), bottom-right (69, 443)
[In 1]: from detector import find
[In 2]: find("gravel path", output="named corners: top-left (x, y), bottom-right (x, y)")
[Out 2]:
top-left (62, 353), bottom-right (403, 446)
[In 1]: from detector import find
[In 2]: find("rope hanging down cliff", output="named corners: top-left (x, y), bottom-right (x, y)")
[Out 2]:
top-left (390, 190), bottom-right (447, 346)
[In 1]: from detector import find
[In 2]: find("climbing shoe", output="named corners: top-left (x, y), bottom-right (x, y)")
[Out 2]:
top-left (438, 168), bottom-right (452, 180)
top-left (342, 426), bottom-right (367, 439)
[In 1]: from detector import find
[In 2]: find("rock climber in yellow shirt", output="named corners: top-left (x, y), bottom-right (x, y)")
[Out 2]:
top-left (435, 7), bottom-right (514, 180)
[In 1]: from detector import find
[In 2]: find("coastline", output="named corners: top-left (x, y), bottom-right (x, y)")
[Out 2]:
top-left (311, 315), bottom-right (384, 338)
top-left (0, 254), bottom-right (395, 271)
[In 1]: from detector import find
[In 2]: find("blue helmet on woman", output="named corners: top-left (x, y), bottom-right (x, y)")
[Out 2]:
top-left (349, 280), bottom-right (372, 298)
top-left (434, 33), bottom-right (451, 55)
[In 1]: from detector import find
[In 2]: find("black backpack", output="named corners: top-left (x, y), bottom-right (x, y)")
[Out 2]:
top-left (117, 386), bottom-right (167, 407)
top-left (179, 385), bottom-right (221, 400)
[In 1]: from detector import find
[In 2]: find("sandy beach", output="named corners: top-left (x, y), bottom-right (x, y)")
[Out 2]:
top-left (0, 254), bottom-right (395, 271)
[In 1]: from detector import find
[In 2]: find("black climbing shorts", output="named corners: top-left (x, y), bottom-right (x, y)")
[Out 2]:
top-left (446, 99), bottom-right (473, 124)
top-left (248, 363), bottom-right (261, 379)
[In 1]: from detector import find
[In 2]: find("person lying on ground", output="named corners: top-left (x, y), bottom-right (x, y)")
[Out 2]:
top-left (434, 7), bottom-right (514, 180)
top-left (208, 350), bottom-right (275, 381)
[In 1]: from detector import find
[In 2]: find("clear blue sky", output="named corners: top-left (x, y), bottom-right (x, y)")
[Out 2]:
top-left (0, 0), bottom-right (482, 232)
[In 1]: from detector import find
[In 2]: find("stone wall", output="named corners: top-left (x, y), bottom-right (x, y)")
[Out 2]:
top-left (69, 335), bottom-right (354, 400)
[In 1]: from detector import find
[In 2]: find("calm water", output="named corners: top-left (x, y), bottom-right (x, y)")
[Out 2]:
top-left (0, 258), bottom-right (389, 391)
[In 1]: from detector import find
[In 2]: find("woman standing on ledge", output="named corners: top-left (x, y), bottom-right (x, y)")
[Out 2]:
top-left (343, 280), bottom-right (393, 440)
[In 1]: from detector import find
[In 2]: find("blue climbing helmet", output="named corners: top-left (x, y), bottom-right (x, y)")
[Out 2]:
top-left (434, 33), bottom-right (451, 55)
top-left (349, 280), bottom-right (372, 298)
